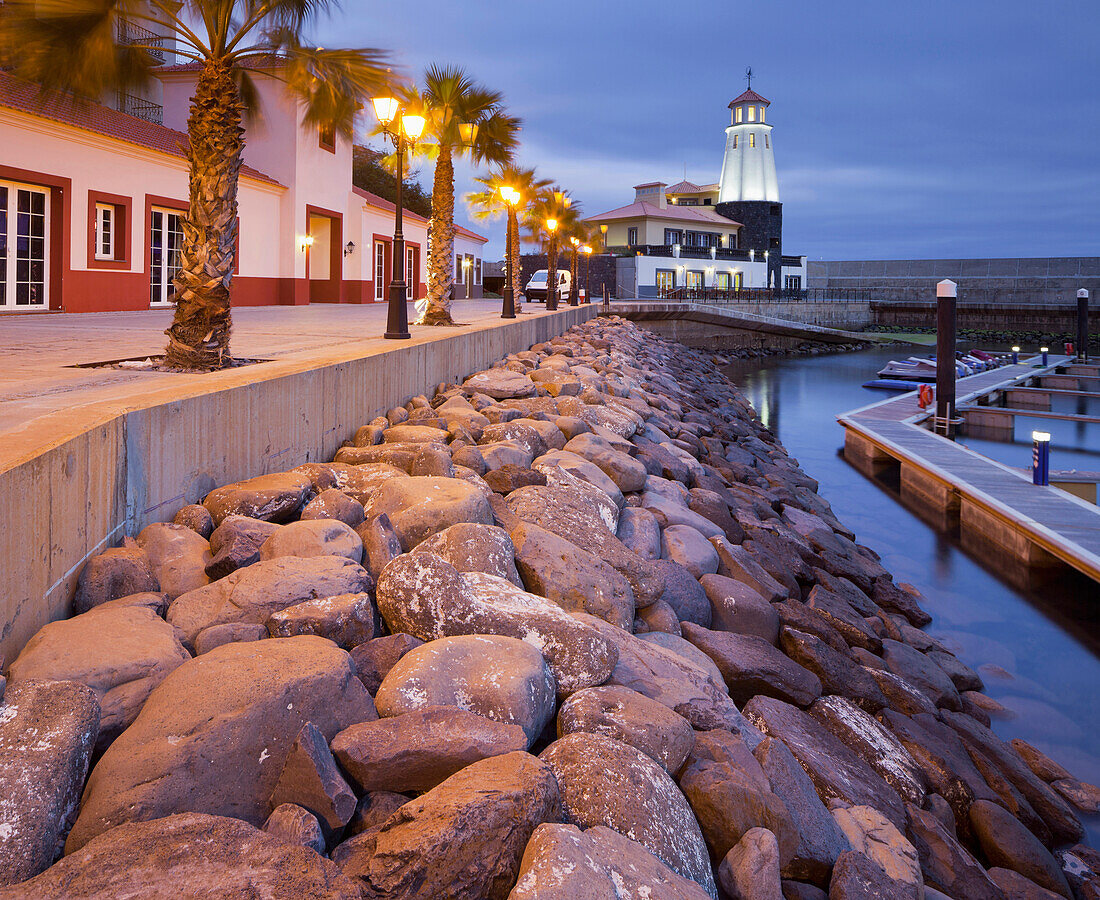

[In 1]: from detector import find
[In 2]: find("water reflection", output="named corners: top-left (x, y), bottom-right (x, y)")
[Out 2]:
top-left (724, 347), bottom-right (1100, 843)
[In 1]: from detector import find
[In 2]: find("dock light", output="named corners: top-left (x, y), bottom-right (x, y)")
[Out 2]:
top-left (1011, 345), bottom-right (1020, 364)
top-left (1032, 431), bottom-right (1051, 486)
top-left (1041, 346), bottom-right (1049, 365)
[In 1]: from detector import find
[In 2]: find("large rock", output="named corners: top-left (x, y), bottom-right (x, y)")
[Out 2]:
top-left (700, 574), bottom-right (778, 643)
top-left (265, 593), bottom-right (376, 649)
top-left (294, 461), bottom-right (406, 506)
top-left (989, 868), bottom-right (1067, 900)
top-left (717, 828), bottom-right (785, 900)
top-left (678, 729), bottom-right (799, 869)
top-left (0, 680), bottom-right (100, 886)
top-left (300, 488), bottom-right (366, 527)
top-left (482, 422), bottom-right (548, 458)
top-left (828, 848), bottom-right (920, 900)
top-left (906, 803), bottom-right (1006, 900)
top-left (73, 540), bottom-right (159, 614)
top-left (969, 799), bottom-right (1072, 898)
top-left (617, 506), bottom-right (663, 560)
top-left (332, 706), bottom-right (528, 793)
top-left (742, 696), bottom-right (906, 830)
top-left (881, 640), bottom-right (960, 710)
top-left (535, 450), bottom-right (625, 507)
top-left (417, 522), bottom-right (523, 586)
top-left (260, 518), bottom-right (364, 563)
top-left (574, 613), bottom-right (755, 739)
top-left (682, 623), bottom-right (821, 707)
top-left (375, 552), bottom-right (617, 694)
top-left (203, 471), bottom-right (312, 524)
top-left (366, 476), bottom-right (494, 551)
top-left (136, 522), bottom-right (211, 599)
top-left (8, 605), bottom-right (190, 749)
top-left (557, 685), bottom-right (695, 773)
top-left (563, 432), bottom-right (648, 492)
top-left (507, 483), bottom-right (665, 605)
top-left (779, 628), bottom-right (888, 712)
top-left (263, 803), bottom-right (326, 855)
top-left (268, 721), bottom-right (357, 834)
top-left (662, 525), bottom-right (721, 578)
top-left (753, 736), bottom-right (850, 886)
top-left (374, 634), bottom-right (556, 744)
top-left (509, 823), bottom-right (713, 900)
top-left (464, 368), bottom-right (538, 399)
top-left (348, 633), bottom-right (423, 694)
top-left (830, 806), bottom-right (922, 897)
top-left (66, 636), bottom-right (376, 852)
top-left (540, 732), bottom-right (717, 897)
top-left (5, 813), bottom-right (363, 899)
top-left (654, 559), bottom-right (713, 625)
top-left (637, 631), bottom-right (725, 685)
top-left (335, 751), bottom-right (560, 899)
top-left (510, 521), bottom-right (635, 628)
top-left (710, 536), bottom-right (788, 602)
top-left (167, 555), bottom-right (372, 642)
top-left (205, 514), bottom-right (281, 578)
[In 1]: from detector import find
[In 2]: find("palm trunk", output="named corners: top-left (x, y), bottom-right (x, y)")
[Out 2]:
top-left (546, 233), bottom-right (558, 311)
top-left (164, 59), bottom-right (242, 369)
top-left (508, 208), bottom-right (522, 306)
top-left (420, 144), bottom-right (455, 325)
top-left (570, 249), bottom-right (578, 305)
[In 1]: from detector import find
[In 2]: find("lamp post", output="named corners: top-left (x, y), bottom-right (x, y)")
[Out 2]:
top-left (545, 217), bottom-right (559, 311)
top-left (568, 237), bottom-right (580, 307)
top-left (371, 96), bottom-right (425, 340)
top-left (500, 185), bottom-right (520, 319)
top-left (582, 244), bottom-right (592, 304)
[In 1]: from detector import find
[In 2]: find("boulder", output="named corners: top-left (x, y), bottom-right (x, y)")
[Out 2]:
top-left (689, 489), bottom-right (746, 545)
top-left (265, 593), bottom-right (376, 649)
top-left (563, 432), bottom-right (647, 492)
top-left (969, 799), bottom-right (1072, 898)
top-left (464, 369), bottom-right (538, 399)
top-left (483, 463), bottom-right (546, 494)
top-left (540, 732), bottom-right (717, 896)
top-left (383, 424), bottom-right (450, 444)
top-left (374, 553), bottom-right (617, 695)
top-left (710, 536), bottom-right (788, 602)
top-left (779, 628), bottom-right (888, 712)
top-left (662, 524), bottom-right (721, 578)
top-left (66, 636), bottom-right (376, 852)
top-left (805, 586), bottom-right (881, 653)
top-left (260, 518), bottom-right (364, 563)
top-left (482, 422), bottom-right (548, 458)
top-left (173, 503), bottom-right (214, 538)
top-left (681, 623), bottom-right (821, 708)
top-left (417, 522), bottom-right (523, 586)
top-left (374, 635), bottom-right (556, 745)
top-left (203, 471), bottom-right (312, 524)
top-left (136, 522), bottom-right (211, 599)
top-left (357, 513), bottom-right (403, 580)
top-left (654, 559), bottom-right (713, 625)
top-left (263, 803), bottom-right (326, 855)
top-left (700, 574), bottom-right (778, 643)
top-left (194, 622), bottom-right (267, 655)
top-left (205, 514), bottom-right (281, 578)
top-left (557, 685), bottom-right (695, 773)
top-left (534, 451), bottom-right (623, 506)
top-left (636, 631), bottom-right (725, 685)
top-left (828, 848), bottom-right (920, 900)
top-left (753, 736), bottom-right (850, 886)
top-left (717, 828), bottom-right (785, 900)
top-left (411, 445), bottom-right (457, 478)
top-left (575, 613), bottom-right (754, 737)
top-left (8, 605), bottom-right (190, 749)
top-left (510, 521), bottom-right (635, 628)
top-left (637, 598), bottom-right (681, 634)
top-left (509, 823), bottom-right (713, 900)
top-left (1009, 739), bottom-right (1073, 783)
top-left (332, 706), bottom-right (528, 793)
top-left (0, 680), bottom-right (100, 886)
top-left (867, 669), bottom-right (939, 717)
top-left (988, 868), bottom-right (1067, 900)
top-left (643, 491), bottom-right (725, 539)
top-left (335, 751), bottom-right (560, 899)
top-left (906, 802), bottom-right (1006, 900)
top-left (348, 633), bottom-right (423, 694)
top-left (480, 441), bottom-right (537, 471)
top-left (294, 461), bottom-right (406, 505)
top-left (268, 721), bottom-right (357, 833)
top-left (830, 806), bottom-right (922, 896)
top-left (346, 791), bottom-right (411, 837)
top-left (881, 640), bottom-right (960, 710)
top-left (742, 696), bottom-right (906, 830)
top-left (617, 506), bottom-right (663, 560)
top-left (678, 729), bottom-right (799, 869)
top-left (300, 489), bottom-right (366, 527)
top-left (73, 540), bottom-right (159, 614)
top-left (167, 555), bottom-right (372, 643)
top-left (368, 476), bottom-right (494, 550)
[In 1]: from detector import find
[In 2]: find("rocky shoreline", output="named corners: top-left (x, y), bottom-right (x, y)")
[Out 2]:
top-left (1, 316), bottom-right (1097, 899)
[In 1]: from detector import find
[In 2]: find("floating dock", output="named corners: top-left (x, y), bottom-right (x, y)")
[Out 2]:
top-left (839, 357), bottom-right (1100, 585)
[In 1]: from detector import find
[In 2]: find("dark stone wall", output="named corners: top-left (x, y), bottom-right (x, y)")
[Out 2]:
top-left (520, 253), bottom-right (618, 300)
top-left (715, 200), bottom-right (783, 290)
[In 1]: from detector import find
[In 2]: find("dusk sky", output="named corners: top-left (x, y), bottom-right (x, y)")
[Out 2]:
top-left (318, 0), bottom-right (1100, 262)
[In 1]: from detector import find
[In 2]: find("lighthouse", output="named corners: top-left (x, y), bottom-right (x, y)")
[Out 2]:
top-left (716, 71), bottom-right (783, 292)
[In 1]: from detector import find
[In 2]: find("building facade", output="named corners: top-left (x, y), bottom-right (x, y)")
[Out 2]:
top-left (587, 84), bottom-right (804, 298)
top-left (0, 61), bottom-right (486, 314)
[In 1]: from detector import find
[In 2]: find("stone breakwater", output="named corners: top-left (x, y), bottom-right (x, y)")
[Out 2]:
top-left (0, 317), bottom-right (1097, 899)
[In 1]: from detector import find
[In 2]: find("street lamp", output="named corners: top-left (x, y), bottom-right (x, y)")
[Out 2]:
top-left (500, 185), bottom-right (520, 319)
top-left (582, 244), bottom-right (592, 304)
top-left (600, 223), bottom-right (608, 250)
top-left (546, 217), bottom-right (559, 311)
top-left (371, 96), bottom-right (425, 339)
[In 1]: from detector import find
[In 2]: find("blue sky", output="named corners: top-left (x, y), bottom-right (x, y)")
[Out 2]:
top-left (317, 0), bottom-right (1100, 262)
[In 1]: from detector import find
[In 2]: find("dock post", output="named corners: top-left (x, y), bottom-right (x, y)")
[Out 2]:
top-left (936, 279), bottom-right (957, 437)
top-left (1078, 289), bottom-right (1090, 362)
top-left (1011, 345), bottom-right (1020, 364)
top-left (1032, 431), bottom-right (1051, 486)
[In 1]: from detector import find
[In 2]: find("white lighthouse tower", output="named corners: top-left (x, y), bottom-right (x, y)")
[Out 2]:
top-left (718, 79), bottom-right (779, 203)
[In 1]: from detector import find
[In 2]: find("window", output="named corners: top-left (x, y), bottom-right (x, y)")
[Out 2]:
top-left (149, 207), bottom-right (184, 306)
top-left (749, 133), bottom-right (756, 148)
top-left (319, 124), bottom-right (335, 153)
top-left (734, 271), bottom-right (744, 290)
top-left (664, 229), bottom-right (682, 246)
top-left (374, 241), bottom-right (386, 301)
top-left (735, 107), bottom-right (743, 124)
top-left (686, 270), bottom-right (704, 289)
top-left (785, 275), bottom-right (802, 292)
top-left (732, 135), bottom-right (738, 149)
top-left (406, 245), bottom-right (416, 300)
top-left (475, 257), bottom-right (482, 284)
top-left (455, 253), bottom-right (462, 280)
top-left (747, 106), bottom-right (755, 122)
top-left (1, 183), bottom-right (50, 309)
top-left (95, 204), bottom-right (114, 259)
top-left (765, 134), bottom-right (770, 149)
top-left (759, 107), bottom-right (765, 123)
top-left (655, 269), bottom-right (676, 294)
top-left (717, 272), bottom-right (731, 290)
top-left (627, 227), bottom-right (638, 246)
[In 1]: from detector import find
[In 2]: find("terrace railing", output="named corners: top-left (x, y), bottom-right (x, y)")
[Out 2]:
top-left (657, 287), bottom-right (876, 303)
top-left (115, 91), bottom-right (163, 125)
top-left (117, 18), bottom-right (165, 63)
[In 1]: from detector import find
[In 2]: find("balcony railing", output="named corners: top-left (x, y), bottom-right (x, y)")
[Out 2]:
top-left (609, 244), bottom-right (753, 261)
top-left (657, 287), bottom-right (876, 303)
top-left (117, 18), bottom-right (165, 63)
top-left (116, 91), bottom-right (163, 124)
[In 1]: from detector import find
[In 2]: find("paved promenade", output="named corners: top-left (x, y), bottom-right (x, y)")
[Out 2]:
top-left (0, 300), bottom-right (543, 437)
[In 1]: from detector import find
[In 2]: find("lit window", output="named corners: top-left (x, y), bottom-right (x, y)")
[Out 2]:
top-left (747, 106), bottom-right (756, 122)
top-left (760, 107), bottom-right (765, 123)
top-left (95, 203), bottom-right (114, 260)
top-left (627, 227), bottom-right (638, 246)
top-left (735, 106), bottom-right (742, 124)
top-left (749, 133), bottom-right (756, 148)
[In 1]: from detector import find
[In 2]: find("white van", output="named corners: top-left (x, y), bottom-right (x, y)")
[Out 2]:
top-left (524, 269), bottom-right (571, 303)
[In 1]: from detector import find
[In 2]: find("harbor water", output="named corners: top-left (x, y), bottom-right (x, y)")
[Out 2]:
top-left (724, 346), bottom-right (1100, 844)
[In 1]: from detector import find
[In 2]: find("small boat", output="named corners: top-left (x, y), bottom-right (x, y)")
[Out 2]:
top-left (861, 379), bottom-right (926, 391)
top-left (877, 357), bottom-right (940, 381)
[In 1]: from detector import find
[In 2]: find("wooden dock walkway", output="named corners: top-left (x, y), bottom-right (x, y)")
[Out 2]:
top-left (839, 356), bottom-right (1100, 583)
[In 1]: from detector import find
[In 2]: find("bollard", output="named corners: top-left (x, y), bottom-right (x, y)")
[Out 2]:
top-left (1011, 345), bottom-right (1020, 364)
top-left (1041, 346), bottom-right (1049, 366)
top-left (1079, 289), bottom-right (1090, 362)
top-left (1032, 431), bottom-right (1051, 486)
top-left (936, 279), bottom-right (957, 437)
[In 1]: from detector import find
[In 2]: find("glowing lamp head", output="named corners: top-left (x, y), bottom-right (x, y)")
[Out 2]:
top-left (570, 237), bottom-right (579, 246)
top-left (546, 218), bottom-right (558, 232)
top-left (582, 245), bottom-right (592, 254)
top-left (1041, 346), bottom-right (1049, 353)
top-left (1012, 346), bottom-right (1021, 353)
top-left (563, 197), bottom-right (571, 209)
top-left (371, 96), bottom-right (399, 126)
top-left (1033, 431), bottom-right (1051, 443)
top-left (553, 190), bottom-right (564, 205)
top-left (300, 235), bottom-right (314, 252)
top-left (600, 224), bottom-right (608, 234)
top-left (1078, 289), bottom-right (1089, 300)
top-left (400, 114), bottom-right (426, 141)
top-left (459, 121), bottom-right (479, 145)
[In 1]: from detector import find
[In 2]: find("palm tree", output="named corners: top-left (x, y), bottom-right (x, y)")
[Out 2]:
top-left (465, 164), bottom-right (549, 309)
top-left (3, 0), bottom-right (392, 369)
top-left (411, 65), bottom-right (519, 326)
top-left (524, 187), bottom-right (577, 310)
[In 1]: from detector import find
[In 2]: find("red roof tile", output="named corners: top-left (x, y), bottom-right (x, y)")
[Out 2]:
top-left (729, 88), bottom-right (770, 107)
top-left (665, 180), bottom-right (704, 194)
top-left (586, 200), bottom-right (741, 228)
top-left (0, 71), bottom-right (282, 186)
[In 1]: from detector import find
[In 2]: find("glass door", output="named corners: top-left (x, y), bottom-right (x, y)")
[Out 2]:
top-left (405, 245), bottom-right (416, 301)
top-left (150, 207), bottom-right (184, 306)
top-left (0, 182), bottom-right (50, 310)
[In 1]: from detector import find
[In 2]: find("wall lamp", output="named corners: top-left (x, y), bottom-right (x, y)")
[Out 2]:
top-left (344, 240), bottom-right (356, 257)
top-left (299, 235), bottom-right (314, 253)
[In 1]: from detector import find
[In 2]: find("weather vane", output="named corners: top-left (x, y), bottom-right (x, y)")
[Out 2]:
top-left (745, 66), bottom-right (753, 90)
